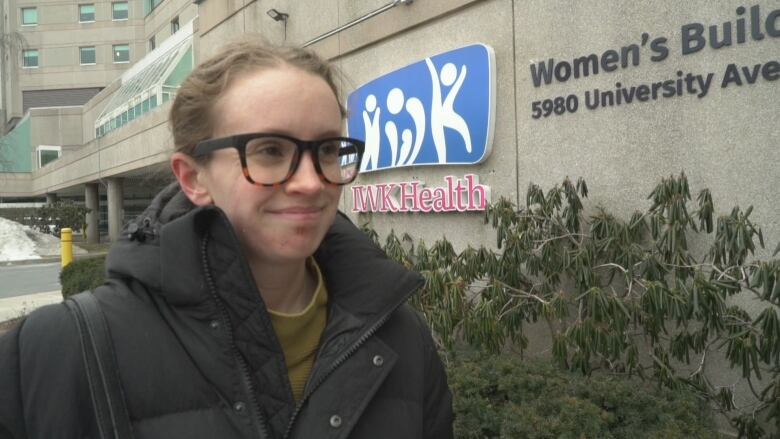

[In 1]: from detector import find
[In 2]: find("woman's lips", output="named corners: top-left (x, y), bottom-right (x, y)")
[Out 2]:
top-left (269, 206), bottom-right (324, 221)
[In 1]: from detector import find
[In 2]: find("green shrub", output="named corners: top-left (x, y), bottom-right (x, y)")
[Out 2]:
top-left (32, 200), bottom-right (89, 236)
top-left (60, 255), bottom-right (106, 299)
top-left (0, 202), bottom-right (88, 236)
top-left (364, 173), bottom-right (779, 436)
top-left (449, 353), bottom-right (717, 439)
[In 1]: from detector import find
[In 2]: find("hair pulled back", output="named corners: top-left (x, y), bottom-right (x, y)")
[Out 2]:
top-left (169, 39), bottom-right (345, 158)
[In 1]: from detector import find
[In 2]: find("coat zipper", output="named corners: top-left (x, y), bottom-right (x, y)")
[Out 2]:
top-left (281, 280), bottom-right (422, 439)
top-left (201, 235), bottom-right (270, 439)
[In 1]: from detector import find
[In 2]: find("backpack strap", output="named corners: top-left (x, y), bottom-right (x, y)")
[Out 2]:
top-left (65, 292), bottom-right (135, 439)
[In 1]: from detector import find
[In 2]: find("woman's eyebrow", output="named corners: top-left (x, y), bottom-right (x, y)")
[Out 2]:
top-left (319, 130), bottom-right (345, 138)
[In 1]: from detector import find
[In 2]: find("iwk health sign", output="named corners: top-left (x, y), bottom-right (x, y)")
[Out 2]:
top-left (347, 44), bottom-right (496, 214)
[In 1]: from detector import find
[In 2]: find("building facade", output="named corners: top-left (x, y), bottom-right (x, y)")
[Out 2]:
top-left (0, 0), bottom-right (777, 433)
top-left (4, 0), bottom-right (140, 127)
top-left (0, 0), bottom-right (196, 172)
top-left (0, 0), bottom-right (776, 250)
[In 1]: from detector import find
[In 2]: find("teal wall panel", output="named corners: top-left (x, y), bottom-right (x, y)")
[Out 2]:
top-left (0, 117), bottom-right (32, 172)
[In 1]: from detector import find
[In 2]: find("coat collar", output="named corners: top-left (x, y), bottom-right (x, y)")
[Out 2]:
top-left (105, 183), bottom-right (423, 331)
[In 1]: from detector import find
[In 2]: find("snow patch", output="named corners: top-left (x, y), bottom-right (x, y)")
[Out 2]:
top-left (0, 217), bottom-right (87, 262)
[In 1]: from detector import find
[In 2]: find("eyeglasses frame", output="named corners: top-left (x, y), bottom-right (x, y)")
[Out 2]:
top-left (192, 133), bottom-right (365, 187)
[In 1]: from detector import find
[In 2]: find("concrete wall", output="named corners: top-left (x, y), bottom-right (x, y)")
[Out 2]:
top-left (28, 106), bottom-right (84, 169)
top-left (28, 101), bottom-right (171, 196)
top-left (8, 0), bottom-right (145, 119)
top-left (5, 0), bottom-right (778, 247)
top-left (160, 0), bottom-right (780, 256)
top-left (143, 0), bottom-right (197, 56)
top-left (0, 173), bottom-right (33, 197)
top-left (513, 0), bottom-right (780, 254)
top-left (4, 4), bottom-right (24, 121)
top-left (29, 106), bottom-right (83, 146)
top-left (0, 0), bottom-right (6, 131)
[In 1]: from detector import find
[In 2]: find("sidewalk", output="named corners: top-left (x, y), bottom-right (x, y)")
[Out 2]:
top-left (0, 290), bottom-right (62, 322)
top-left (0, 290), bottom-right (63, 336)
top-left (3, 251), bottom-right (108, 267)
top-left (0, 234), bottom-right (109, 336)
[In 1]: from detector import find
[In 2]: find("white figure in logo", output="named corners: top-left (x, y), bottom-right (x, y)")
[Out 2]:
top-left (384, 89), bottom-right (403, 167)
top-left (384, 88), bottom-right (426, 167)
top-left (401, 96), bottom-right (426, 166)
top-left (425, 59), bottom-right (471, 163)
top-left (360, 94), bottom-right (381, 171)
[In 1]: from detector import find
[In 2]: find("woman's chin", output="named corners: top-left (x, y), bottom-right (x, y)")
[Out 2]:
top-left (250, 239), bottom-right (322, 264)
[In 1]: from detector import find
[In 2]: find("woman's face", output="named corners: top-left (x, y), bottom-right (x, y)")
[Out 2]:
top-left (196, 66), bottom-right (343, 265)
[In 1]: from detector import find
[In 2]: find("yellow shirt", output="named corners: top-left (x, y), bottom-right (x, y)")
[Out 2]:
top-left (268, 258), bottom-right (328, 403)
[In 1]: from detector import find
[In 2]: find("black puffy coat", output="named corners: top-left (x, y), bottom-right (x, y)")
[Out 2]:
top-left (0, 184), bottom-right (453, 439)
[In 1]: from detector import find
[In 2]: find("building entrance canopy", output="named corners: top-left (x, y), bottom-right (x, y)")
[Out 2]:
top-left (95, 20), bottom-right (194, 139)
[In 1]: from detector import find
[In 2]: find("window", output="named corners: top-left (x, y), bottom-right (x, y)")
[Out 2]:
top-left (112, 44), bottom-right (129, 63)
top-left (112, 2), bottom-right (128, 20)
top-left (170, 16), bottom-right (179, 34)
top-left (79, 4), bottom-right (95, 22)
top-left (145, 0), bottom-right (163, 16)
top-left (21, 7), bottom-right (37, 25)
top-left (80, 46), bottom-right (96, 65)
top-left (149, 36), bottom-right (156, 52)
top-left (22, 49), bottom-right (38, 68)
top-left (37, 146), bottom-right (61, 168)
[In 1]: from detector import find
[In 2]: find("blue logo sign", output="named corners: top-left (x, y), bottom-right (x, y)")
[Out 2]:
top-left (347, 44), bottom-right (495, 173)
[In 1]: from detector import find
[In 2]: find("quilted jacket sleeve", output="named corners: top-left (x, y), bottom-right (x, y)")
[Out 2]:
top-left (0, 304), bottom-right (95, 439)
top-left (0, 323), bottom-right (28, 439)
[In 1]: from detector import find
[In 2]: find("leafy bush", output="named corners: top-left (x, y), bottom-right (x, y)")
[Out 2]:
top-left (60, 255), bottom-right (106, 299)
top-left (0, 201), bottom-right (89, 236)
top-left (363, 173), bottom-right (780, 437)
top-left (32, 200), bottom-right (89, 236)
top-left (449, 353), bottom-right (717, 438)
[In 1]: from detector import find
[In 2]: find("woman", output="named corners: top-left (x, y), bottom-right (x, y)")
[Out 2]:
top-left (0, 41), bottom-right (453, 438)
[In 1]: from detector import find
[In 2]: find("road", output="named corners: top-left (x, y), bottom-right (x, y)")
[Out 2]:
top-left (0, 262), bottom-right (61, 298)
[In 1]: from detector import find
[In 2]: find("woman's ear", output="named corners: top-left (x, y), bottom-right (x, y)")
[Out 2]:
top-left (170, 152), bottom-right (213, 206)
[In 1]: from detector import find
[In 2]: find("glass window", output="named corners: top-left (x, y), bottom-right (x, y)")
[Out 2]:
top-left (80, 46), bottom-right (96, 64)
top-left (112, 2), bottom-right (128, 20)
top-left (149, 36), bottom-right (156, 52)
top-left (79, 4), bottom-right (95, 22)
top-left (113, 44), bottom-right (129, 63)
top-left (22, 49), bottom-right (38, 68)
top-left (170, 16), bottom-right (179, 34)
top-left (37, 147), bottom-right (61, 168)
top-left (21, 7), bottom-right (37, 25)
top-left (39, 150), bottom-right (59, 167)
top-left (145, 0), bottom-right (163, 16)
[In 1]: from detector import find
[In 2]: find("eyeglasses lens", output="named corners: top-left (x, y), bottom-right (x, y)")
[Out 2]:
top-left (244, 137), bottom-right (360, 185)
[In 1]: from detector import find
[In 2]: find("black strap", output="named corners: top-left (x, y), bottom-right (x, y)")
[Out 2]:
top-left (65, 292), bottom-right (135, 439)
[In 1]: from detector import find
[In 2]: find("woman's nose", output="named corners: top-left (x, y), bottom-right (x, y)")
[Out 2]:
top-left (285, 151), bottom-right (324, 194)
